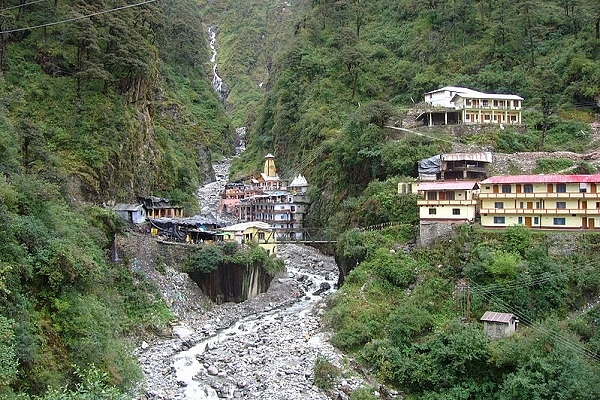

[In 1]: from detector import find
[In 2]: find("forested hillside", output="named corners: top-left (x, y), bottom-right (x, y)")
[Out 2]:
top-left (232, 0), bottom-right (600, 230)
top-left (2, 0), bottom-right (600, 398)
top-left (0, 0), bottom-right (232, 397)
top-left (220, 2), bottom-right (600, 397)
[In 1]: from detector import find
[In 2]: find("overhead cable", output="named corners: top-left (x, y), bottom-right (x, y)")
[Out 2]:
top-left (0, 0), bottom-right (48, 12)
top-left (0, 0), bottom-right (159, 34)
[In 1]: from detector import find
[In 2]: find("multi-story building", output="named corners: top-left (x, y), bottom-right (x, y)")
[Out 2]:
top-left (414, 181), bottom-right (479, 222)
top-left (479, 174), bottom-right (600, 229)
top-left (421, 86), bottom-right (523, 126)
top-left (222, 154), bottom-right (311, 240)
top-left (239, 187), bottom-right (310, 241)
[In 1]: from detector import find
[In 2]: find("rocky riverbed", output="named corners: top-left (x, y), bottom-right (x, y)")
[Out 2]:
top-left (135, 129), bottom-right (397, 399)
top-left (136, 244), bottom-right (381, 399)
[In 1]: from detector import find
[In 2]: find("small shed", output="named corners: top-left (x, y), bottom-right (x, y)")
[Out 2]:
top-left (480, 311), bottom-right (518, 338)
top-left (114, 203), bottom-right (146, 224)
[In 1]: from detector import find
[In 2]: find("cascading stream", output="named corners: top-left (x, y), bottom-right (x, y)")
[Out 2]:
top-left (208, 25), bottom-right (228, 102)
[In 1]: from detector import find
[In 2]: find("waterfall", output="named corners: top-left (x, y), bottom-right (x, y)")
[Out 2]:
top-left (208, 25), bottom-right (229, 102)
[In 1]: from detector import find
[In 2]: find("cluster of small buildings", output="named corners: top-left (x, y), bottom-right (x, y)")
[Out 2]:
top-left (219, 153), bottom-right (311, 243)
top-left (113, 154), bottom-right (310, 256)
top-left (411, 152), bottom-right (600, 232)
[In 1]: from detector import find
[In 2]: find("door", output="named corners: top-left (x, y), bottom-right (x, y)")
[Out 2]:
top-left (527, 202), bottom-right (533, 209)
top-left (590, 219), bottom-right (596, 229)
top-left (493, 185), bottom-right (499, 194)
top-left (581, 201), bottom-right (587, 209)
top-left (583, 218), bottom-right (588, 229)
top-left (525, 217), bottom-right (532, 227)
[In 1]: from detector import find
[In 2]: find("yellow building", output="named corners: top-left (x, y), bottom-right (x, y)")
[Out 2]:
top-left (217, 221), bottom-right (278, 255)
top-left (479, 174), bottom-right (600, 229)
top-left (414, 181), bottom-right (479, 221)
top-left (422, 86), bottom-right (523, 126)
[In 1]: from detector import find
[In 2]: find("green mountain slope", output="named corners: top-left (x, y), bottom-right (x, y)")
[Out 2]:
top-left (0, 0), bottom-right (232, 397)
top-left (231, 0), bottom-right (600, 228)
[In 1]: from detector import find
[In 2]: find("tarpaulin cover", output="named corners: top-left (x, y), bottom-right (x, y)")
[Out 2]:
top-left (418, 155), bottom-right (441, 174)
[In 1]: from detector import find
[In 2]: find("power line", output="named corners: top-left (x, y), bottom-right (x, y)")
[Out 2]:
top-left (0, 0), bottom-right (159, 34)
top-left (0, 0), bottom-right (48, 12)
top-left (470, 280), bottom-right (600, 362)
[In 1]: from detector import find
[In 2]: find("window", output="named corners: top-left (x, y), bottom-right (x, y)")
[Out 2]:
top-left (556, 183), bottom-right (566, 193)
top-left (502, 184), bottom-right (512, 193)
top-left (452, 208), bottom-right (461, 215)
top-left (429, 208), bottom-right (437, 215)
top-left (493, 100), bottom-right (498, 107)
top-left (518, 217), bottom-right (523, 224)
top-left (494, 217), bottom-right (505, 224)
top-left (553, 218), bottom-right (566, 226)
top-left (484, 114), bottom-right (490, 121)
top-left (495, 202), bottom-right (504, 209)
top-left (511, 115), bottom-right (517, 121)
top-left (580, 183), bottom-right (588, 193)
top-left (534, 217), bottom-right (539, 224)
top-left (524, 184), bottom-right (533, 193)
top-left (556, 202), bottom-right (566, 209)
top-left (519, 202), bottom-right (524, 208)
top-left (482, 100), bottom-right (489, 107)
top-left (258, 232), bottom-right (265, 240)
top-left (427, 191), bottom-right (437, 200)
top-left (514, 100), bottom-right (520, 107)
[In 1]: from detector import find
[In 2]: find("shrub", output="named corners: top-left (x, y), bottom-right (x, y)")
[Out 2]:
top-left (184, 245), bottom-right (223, 273)
top-left (533, 158), bottom-right (574, 174)
top-left (313, 355), bottom-right (340, 390)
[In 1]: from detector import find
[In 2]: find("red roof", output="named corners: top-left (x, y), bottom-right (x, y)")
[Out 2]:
top-left (481, 174), bottom-right (600, 184)
top-left (416, 181), bottom-right (479, 191)
top-left (480, 311), bottom-right (516, 323)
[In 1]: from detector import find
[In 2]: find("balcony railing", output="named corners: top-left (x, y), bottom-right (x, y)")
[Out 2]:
top-left (480, 208), bottom-right (600, 215)
top-left (479, 192), bottom-right (600, 199)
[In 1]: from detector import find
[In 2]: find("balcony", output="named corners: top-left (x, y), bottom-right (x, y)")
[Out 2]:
top-left (457, 104), bottom-right (521, 111)
top-left (417, 199), bottom-right (477, 206)
top-left (480, 208), bottom-right (600, 215)
top-left (479, 192), bottom-right (600, 199)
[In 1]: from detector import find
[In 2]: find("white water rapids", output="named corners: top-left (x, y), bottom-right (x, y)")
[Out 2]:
top-left (170, 263), bottom-right (338, 399)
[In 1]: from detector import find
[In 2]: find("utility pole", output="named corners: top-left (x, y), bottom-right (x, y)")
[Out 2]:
top-left (465, 278), bottom-right (471, 323)
top-left (458, 278), bottom-right (471, 323)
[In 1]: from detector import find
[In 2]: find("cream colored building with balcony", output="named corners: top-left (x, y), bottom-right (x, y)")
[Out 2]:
top-left (479, 174), bottom-right (600, 229)
top-left (421, 86), bottom-right (523, 126)
top-left (414, 181), bottom-right (479, 221)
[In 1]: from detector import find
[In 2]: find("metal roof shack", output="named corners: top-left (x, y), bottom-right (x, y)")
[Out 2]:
top-left (480, 311), bottom-right (518, 338)
top-left (481, 174), bottom-right (600, 184)
top-left (480, 311), bottom-right (516, 323)
top-left (416, 181), bottom-right (479, 191)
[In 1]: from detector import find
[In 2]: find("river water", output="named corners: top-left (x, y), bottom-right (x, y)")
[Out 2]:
top-left (137, 23), bottom-right (372, 400)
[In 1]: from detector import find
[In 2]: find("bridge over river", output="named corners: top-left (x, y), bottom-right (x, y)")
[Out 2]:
top-left (276, 222), bottom-right (412, 244)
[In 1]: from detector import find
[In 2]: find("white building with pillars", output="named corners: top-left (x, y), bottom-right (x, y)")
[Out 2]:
top-left (421, 86), bottom-right (523, 126)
